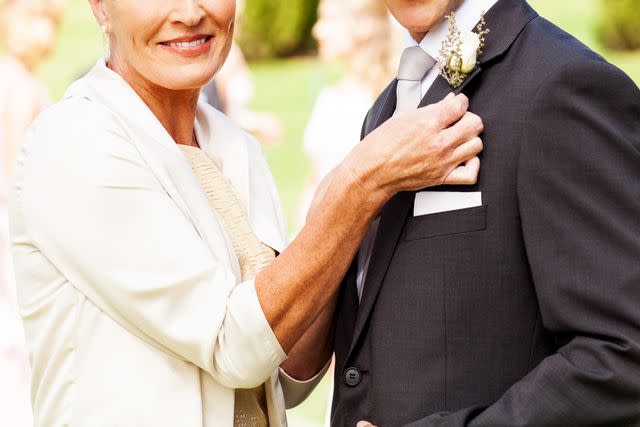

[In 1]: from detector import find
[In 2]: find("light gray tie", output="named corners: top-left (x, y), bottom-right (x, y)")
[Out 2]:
top-left (396, 46), bottom-right (436, 113)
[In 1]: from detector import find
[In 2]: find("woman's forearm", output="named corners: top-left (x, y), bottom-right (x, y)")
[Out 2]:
top-left (255, 164), bottom-right (387, 354)
top-left (280, 290), bottom-right (338, 380)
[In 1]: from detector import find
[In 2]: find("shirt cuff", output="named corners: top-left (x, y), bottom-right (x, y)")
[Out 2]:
top-left (279, 358), bottom-right (331, 409)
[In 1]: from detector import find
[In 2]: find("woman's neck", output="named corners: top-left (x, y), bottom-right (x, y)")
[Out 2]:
top-left (107, 57), bottom-right (200, 147)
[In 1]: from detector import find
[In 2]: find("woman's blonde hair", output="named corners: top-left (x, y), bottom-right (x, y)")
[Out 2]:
top-left (344, 0), bottom-right (397, 96)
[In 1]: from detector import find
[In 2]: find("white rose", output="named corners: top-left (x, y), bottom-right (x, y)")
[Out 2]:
top-left (451, 31), bottom-right (480, 74)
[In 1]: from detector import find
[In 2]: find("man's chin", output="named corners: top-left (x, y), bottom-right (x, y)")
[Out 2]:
top-left (389, 0), bottom-right (462, 38)
top-left (408, 29), bottom-right (429, 43)
top-left (396, 15), bottom-right (443, 38)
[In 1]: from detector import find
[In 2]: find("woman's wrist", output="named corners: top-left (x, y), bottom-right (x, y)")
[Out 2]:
top-left (337, 157), bottom-right (391, 216)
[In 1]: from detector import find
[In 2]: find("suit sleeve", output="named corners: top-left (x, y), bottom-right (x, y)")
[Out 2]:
top-left (405, 59), bottom-right (640, 426)
top-left (14, 104), bottom-right (286, 389)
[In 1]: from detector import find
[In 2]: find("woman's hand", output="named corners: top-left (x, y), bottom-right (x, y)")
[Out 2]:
top-left (343, 93), bottom-right (483, 202)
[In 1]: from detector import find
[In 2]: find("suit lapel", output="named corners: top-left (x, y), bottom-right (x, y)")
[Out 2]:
top-left (370, 80), bottom-right (398, 132)
top-left (346, 0), bottom-right (538, 359)
top-left (347, 75), bottom-right (462, 358)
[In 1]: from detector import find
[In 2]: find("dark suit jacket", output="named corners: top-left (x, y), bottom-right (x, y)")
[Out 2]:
top-left (331, 1), bottom-right (640, 426)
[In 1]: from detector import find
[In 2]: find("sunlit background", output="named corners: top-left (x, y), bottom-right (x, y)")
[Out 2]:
top-left (2, 0), bottom-right (640, 425)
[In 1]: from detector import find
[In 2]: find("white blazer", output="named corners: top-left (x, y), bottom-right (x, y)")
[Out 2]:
top-left (9, 59), bottom-right (326, 427)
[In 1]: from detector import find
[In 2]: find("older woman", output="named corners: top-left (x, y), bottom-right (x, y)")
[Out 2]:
top-left (9, 0), bottom-right (483, 426)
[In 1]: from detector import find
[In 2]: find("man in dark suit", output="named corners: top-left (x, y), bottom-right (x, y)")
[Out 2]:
top-left (331, 0), bottom-right (640, 425)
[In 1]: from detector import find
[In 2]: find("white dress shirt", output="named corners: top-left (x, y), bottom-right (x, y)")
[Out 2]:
top-left (356, 0), bottom-right (500, 300)
top-left (10, 59), bottom-right (326, 427)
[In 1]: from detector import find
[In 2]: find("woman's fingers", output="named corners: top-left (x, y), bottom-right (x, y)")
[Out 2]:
top-left (450, 136), bottom-right (483, 165)
top-left (441, 111), bottom-right (484, 152)
top-left (357, 421), bottom-right (377, 427)
top-left (416, 93), bottom-right (469, 129)
top-left (444, 156), bottom-right (481, 185)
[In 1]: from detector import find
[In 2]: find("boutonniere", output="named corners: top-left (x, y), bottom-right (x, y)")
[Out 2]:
top-left (438, 12), bottom-right (490, 88)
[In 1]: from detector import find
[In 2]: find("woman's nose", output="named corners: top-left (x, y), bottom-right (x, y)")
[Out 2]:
top-left (170, 0), bottom-right (205, 27)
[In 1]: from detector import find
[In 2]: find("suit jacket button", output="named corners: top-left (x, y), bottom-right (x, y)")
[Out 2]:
top-left (344, 367), bottom-right (361, 387)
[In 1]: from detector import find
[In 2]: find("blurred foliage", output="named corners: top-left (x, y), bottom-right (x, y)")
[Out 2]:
top-left (599, 0), bottom-right (640, 50)
top-left (238, 0), bottom-right (320, 60)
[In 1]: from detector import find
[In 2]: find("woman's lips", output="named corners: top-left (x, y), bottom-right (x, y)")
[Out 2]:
top-left (159, 35), bottom-right (213, 57)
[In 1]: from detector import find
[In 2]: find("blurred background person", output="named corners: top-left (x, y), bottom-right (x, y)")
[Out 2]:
top-left (202, 0), bottom-right (283, 146)
top-left (296, 0), bottom-right (398, 228)
top-left (0, 0), bottom-right (63, 425)
top-left (0, 0), bottom-right (63, 181)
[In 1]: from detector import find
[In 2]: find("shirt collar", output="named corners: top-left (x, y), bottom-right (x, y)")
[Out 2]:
top-left (405, 0), bottom-right (501, 60)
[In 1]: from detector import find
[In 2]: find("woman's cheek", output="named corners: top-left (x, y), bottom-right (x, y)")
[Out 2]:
top-left (208, 0), bottom-right (236, 28)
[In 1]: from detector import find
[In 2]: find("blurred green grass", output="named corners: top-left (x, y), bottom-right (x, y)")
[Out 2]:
top-left (34, 0), bottom-right (640, 426)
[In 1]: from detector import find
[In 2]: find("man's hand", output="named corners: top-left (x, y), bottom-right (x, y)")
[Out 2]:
top-left (357, 421), bottom-right (378, 427)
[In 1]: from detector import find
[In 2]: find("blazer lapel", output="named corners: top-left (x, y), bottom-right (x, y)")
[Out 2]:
top-left (347, 0), bottom-right (538, 359)
top-left (65, 61), bottom-right (242, 282)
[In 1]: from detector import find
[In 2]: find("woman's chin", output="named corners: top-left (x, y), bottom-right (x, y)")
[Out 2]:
top-left (148, 65), bottom-right (218, 91)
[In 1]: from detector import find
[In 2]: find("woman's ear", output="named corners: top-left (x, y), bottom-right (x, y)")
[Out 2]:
top-left (88, 0), bottom-right (110, 33)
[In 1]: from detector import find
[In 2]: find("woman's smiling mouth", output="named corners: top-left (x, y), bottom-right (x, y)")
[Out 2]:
top-left (159, 35), bottom-right (213, 56)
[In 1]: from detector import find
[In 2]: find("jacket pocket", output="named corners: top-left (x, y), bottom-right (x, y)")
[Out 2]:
top-left (404, 205), bottom-right (488, 241)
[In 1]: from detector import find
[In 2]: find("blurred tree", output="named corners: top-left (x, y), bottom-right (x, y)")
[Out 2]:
top-left (239, 0), bottom-right (320, 59)
top-left (600, 0), bottom-right (640, 50)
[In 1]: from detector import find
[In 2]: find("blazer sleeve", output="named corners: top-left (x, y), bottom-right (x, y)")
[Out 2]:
top-left (13, 102), bottom-right (287, 389)
top-left (405, 59), bottom-right (640, 426)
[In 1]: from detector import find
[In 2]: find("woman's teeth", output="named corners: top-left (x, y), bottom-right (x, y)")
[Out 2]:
top-left (167, 38), bottom-right (207, 48)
